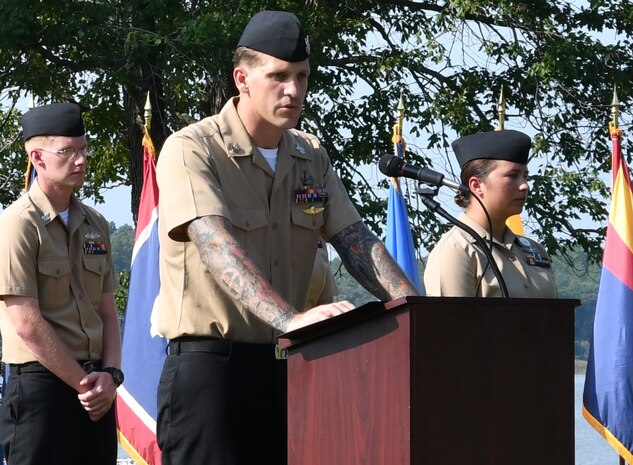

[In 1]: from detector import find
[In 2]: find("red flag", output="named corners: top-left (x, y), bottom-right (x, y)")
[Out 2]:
top-left (115, 127), bottom-right (166, 464)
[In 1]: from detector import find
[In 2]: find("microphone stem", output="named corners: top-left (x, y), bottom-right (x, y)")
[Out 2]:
top-left (418, 191), bottom-right (510, 298)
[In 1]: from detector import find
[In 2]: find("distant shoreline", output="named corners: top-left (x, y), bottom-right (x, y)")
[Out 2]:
top-left (575, 359), bottom-right (587, 375)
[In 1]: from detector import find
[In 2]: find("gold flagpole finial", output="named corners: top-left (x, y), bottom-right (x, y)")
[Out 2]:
top-left (392, 89), bottom-right (406, 148)
top-left (25, 93), bottom-right (36, 191)
top-left (611, 85), bottom-right (620, 130)
top-left (496, 87), bottom-right (506, 131)
top-left (389, 90), bottom-right (406, 190)
top-left (144, 91), bottom-right (152, 131)
top-left (397, 89), bottom-right (405, 128)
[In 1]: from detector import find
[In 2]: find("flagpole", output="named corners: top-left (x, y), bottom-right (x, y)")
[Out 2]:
top-left (390, 90), bottom-right (406, 190)
top-left (144, 91), bottom-right (152, 132)
top-left (612, 85), bottom-right (626, 465)
top-left (384, 89), bottom-right (422, 291)
top-left (497, 87), bottom-right (525, 235)
top-left (497, 87), bottom-right (506, 131)
top-left (612, 85), bottom-right (620, 130)
top-left (24, 94), bottom-right (36, 191)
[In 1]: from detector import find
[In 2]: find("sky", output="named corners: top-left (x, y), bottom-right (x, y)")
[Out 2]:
top-left (85, 185), bottom-right (133, 227)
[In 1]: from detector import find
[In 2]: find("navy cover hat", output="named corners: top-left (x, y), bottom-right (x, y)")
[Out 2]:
top-left (22, 102), bottom-right (85, 141)
top-left (452, 129), bottom-right (531, 169)
top-left (238, 11), bottom-right (310, 62)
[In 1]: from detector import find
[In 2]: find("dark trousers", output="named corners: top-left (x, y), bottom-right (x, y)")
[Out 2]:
top-left (157, 337), bottom-right (287, 465)
top-left (0, 363), bottom-right (117, 465)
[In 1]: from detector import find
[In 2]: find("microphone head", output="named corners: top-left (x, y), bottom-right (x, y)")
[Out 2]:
top-left (378, 155), bottom-right (404, 177)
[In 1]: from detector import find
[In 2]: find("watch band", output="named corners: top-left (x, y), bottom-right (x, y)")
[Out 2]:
top-left (103, 366), bottom-right (124, 386)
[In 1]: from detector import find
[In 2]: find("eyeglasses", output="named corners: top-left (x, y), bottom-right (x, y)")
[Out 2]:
top-left (37, 146), bottom-right (94, 161)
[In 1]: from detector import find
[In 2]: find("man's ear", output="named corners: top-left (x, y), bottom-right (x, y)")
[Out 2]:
top-left (233, 67), bottom-right (249, 94)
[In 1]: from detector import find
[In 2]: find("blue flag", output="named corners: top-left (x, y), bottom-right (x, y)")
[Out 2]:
top-left (385, 179), bottom-right (422, 291)
top-left (384, 102), bottom-right (422, 292)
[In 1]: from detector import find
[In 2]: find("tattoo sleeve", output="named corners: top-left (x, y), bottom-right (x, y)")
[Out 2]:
top-left (330, 221), bottom-right (420, 301)
top-left (187, 215), bottom-right (297, 331)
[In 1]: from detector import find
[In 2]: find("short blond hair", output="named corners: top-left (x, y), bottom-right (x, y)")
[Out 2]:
top-left (24, 135), bottom-right (56, 153)
top-left (232, 46), bottom-right (264, 68)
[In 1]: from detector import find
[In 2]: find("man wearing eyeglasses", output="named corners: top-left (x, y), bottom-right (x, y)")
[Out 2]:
top-left (0, 102), bottom-right (122, 465)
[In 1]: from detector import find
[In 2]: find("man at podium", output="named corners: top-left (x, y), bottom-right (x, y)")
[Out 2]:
top-left (154, 10), bottom-right (419, 465)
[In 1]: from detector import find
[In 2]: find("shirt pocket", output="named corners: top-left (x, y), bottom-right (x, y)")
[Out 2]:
top-left (38, 258), bottom-right (71, 309)
top-left (229, 208), bottom-right (269, 267)
top-left (290, 205), bottom-right (324, 272)
top-left (82, 255), bottom-right (108, 307)
top-left (290, 204), bottom-right (324, 230)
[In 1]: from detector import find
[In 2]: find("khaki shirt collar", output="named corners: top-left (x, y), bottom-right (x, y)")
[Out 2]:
top-left (28, 178), bottom-right (87, 230)
top-left (219, 96), bottom-right (313, 164)
top-left (458, 212), bottom-right (517, 250)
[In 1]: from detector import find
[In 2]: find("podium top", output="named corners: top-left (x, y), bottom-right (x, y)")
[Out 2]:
top-left (277, 296), bottom-right (579, 354)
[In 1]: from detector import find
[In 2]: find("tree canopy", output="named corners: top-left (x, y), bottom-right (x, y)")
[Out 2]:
top-left (2, 0), bottom-right (632, 265)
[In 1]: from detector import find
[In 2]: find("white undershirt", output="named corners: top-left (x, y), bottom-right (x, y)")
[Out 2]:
top-left (59, 207), bottom-right (70, 226)
top-left (258, 147), bottom-right (279, 172)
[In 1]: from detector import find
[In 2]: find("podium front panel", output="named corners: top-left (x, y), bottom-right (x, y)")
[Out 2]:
top-left (285, 307), bottom-right (411, 465)
top-left (281, 297), bottom-right (576, 465)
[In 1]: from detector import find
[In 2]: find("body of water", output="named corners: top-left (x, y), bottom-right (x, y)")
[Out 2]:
top-left (575, 374), bottom-right (621, 465)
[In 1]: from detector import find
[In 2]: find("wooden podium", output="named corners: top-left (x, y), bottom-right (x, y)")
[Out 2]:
top-left (277, 296), bottom-right (578, 465)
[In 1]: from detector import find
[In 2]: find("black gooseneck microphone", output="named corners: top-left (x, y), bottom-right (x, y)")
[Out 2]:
top-left (378, 154), bottom-right (468, 193)
top-left (378, 154), bottom-right (508, 297)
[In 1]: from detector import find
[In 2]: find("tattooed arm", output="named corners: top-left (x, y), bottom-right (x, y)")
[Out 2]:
top-left (188, 215), bottom-right (354, 332)
top-left (330, 221), bottom-right (420, 301)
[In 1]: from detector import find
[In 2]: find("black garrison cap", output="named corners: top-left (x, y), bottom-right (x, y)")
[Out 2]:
top-left (238, 10), bottom-right (310, 62)
top-left (452, 130), bottom-right (531, 169)
top-left (22, 102), bottom-right (85, 141)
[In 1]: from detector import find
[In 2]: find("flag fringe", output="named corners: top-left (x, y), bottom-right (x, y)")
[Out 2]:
top-left (582, 406), bottom-right (633, 464)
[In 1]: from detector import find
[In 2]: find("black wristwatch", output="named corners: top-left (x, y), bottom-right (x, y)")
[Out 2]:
top-left (103, 367), bottom-right (125, 386)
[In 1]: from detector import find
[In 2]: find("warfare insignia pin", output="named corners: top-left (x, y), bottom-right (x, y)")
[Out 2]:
top-left (84, 232), bottom-right (101, 240)
top-left (303, 206), bottom-right (325, 215)
top-left (295, 143), bottom-right (306, 155)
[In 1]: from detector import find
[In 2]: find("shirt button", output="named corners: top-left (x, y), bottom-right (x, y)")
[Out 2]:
top-left (508, 256), bottom-right (516, 262)
top-left (524, 283), bottom-right (529, 289)
top-left (273, 259), bottom-right (279, 266)
top-left (272, 223), bottom-right (278, 230)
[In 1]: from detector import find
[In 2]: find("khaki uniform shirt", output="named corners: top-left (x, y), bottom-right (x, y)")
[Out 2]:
top-left (156, 97), bottom-right (361, 343)
top-left (424, 213), bottom-right (558, 298)
top-left (0, 180), bottom-right (116, 363)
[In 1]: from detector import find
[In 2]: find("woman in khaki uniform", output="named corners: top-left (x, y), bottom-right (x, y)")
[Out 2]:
top-left (424, 130), bottom-right (557, 298)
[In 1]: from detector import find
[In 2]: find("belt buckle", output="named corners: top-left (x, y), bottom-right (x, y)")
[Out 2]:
top-left (83, 361), bottom-right (98, 374)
